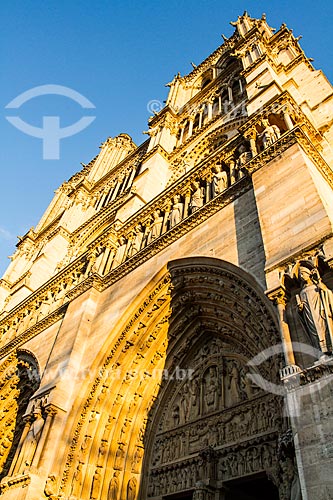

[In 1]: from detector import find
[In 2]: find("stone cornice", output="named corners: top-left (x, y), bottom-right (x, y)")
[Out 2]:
top-left (0, 256), bottom-right (87, 335)
top-left (141, 144), bottom-right (170, 164)
top-left (283, 360), bottom-right (333, 390)
top-left (0, 305), bottom-right (67, 360)
top-left (244, 126), bottom-right (333, 189)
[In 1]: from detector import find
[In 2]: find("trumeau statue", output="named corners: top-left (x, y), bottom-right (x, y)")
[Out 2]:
top-left (295, 261), bottom-right (333, 354)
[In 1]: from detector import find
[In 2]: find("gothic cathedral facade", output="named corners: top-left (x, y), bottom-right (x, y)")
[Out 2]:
top-left (0, 12), bottom-right (333, 500)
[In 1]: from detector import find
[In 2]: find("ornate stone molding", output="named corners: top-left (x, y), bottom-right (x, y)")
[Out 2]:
top-left (0, 305), bottom-right (67, 359)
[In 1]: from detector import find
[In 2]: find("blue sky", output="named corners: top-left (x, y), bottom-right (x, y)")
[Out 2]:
top-left (1, 0), bottom-right (333, 276)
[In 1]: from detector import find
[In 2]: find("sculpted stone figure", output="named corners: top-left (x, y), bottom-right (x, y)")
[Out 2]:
top-left (237, 144), bottom-right (251, 169)
top-left (169, 195), bottom-right (183, 228)
top-left (44, 475), bottom-right (58, 499)
top-left (204, 366), bottom-right (218, 411)
top-left (296, 262), bottom-right (333, 354)
top-left (151, 210), bottom-right (164, 239)
top-left (97, 440), bottom-right (107, 467)
top-left (131, 445), bottom-right (144, 473)
top-left (90, 467), bottom-right (102, 499)
top-left (260, 118), bottom-right (280, 148)
top-left (114, 442), bottom-right (125, 469)
top-left (112, 237), bottom-right (127, 268)
top-left (127, 477), bottom-right (137, 500)
top-left (127, 224), bottom-right (144, 257)
top-left (16, 406), bottom-right (45, 471)
top-left (70, 462), bottom-right (83, 498)
top-left (188, 377), bottom-right (200, 417)
top-left (190, 181), bottom-right (205, 213)
top-left (212, 165), bottom-right (228, 197)
top-left (226, 360), bottom-right (241, 406)
top-left (108, 471), bottom-right (120, 500)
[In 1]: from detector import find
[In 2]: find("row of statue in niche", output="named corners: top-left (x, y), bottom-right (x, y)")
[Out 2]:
top-left (69, 425), bottom-right (141, 499)
top-left (165, 359), bottom-right (259, 430)
top-left (70, 463), bottom-right (137, 500)
top-left (152, 395), bottom-right (278, 466)
top-left (89, 117), bottom-right (284, 276)
top-left (151, 371), bottom-right (269, 469)
top-left (148, 441), bottom-right (277, 497)
top-left (1, 117), bottom-right (284, 340)
top-left (93, 115), bottom-right (282, 227)
top-left (89, 118), bottom-right (282, 274)
top-left (86, 152), bottom-right (250, 277)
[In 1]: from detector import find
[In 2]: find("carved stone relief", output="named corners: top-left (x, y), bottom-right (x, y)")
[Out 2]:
top-left (0, 351), bottom-right (40, 480)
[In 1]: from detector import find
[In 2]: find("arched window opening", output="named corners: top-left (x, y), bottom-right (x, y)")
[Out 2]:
top-left (193, 113), bottom-right (200, 132)
top-left (201, 104), bottom-right (209, 126)
top-left (232, 79), bottom-right (242, 105)
top-left (212, 96), bottom-right (220, 117)
top-left (221, 89), bottom-right (230, 115)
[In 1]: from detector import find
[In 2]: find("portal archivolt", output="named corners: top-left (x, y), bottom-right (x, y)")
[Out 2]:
top-left (59, 258), bottom-right (285, 500)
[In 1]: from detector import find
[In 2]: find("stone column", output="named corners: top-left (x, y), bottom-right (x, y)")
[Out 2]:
top-left (283, 110), bottom-right (294, 131)
top-left (226, 159), bottom-right (237, 185)
top-left (244, 128), bottom-right (258, 156)
top-left (207, 101), bottom-right (213, 121)
top-left (162, 205), bottom-right (171, 233)
top-left (99, 245), bottom-right (112, 275)
top-left (32, 406), bottom-right (58, 470)
top-left (218, 95), bottom-right (222, 114)
top-left (199, 112), bottom-right (203, 129)
top-left (103, 247), bottom-right (116, 274)
top-left (188, 118), bottom-right (194, 137)
top-left (177, 125), bottom-right (184, 145)
top-left (111, 178), bottom-right (122, 201)
top-left (184, 189), bottom-right (191, 218)
top-left (205, 176), bottom-right (212, 203)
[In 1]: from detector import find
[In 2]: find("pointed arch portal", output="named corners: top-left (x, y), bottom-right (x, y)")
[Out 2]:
top-left (59, 258), bottom-right (287, 499)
